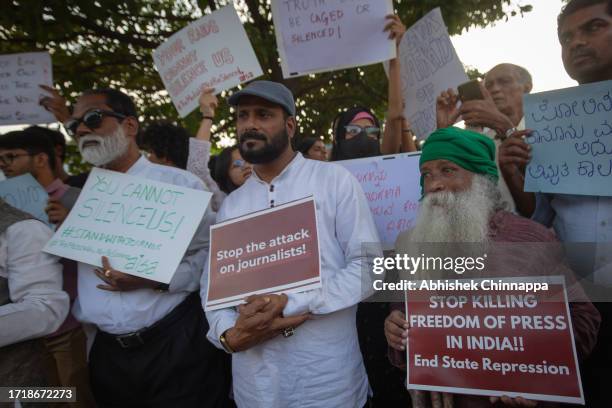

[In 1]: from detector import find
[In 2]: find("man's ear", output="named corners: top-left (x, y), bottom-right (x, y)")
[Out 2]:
top-left (286, 116), bottom-right (297, 140)
top-left (32, 152), bottom-right (49, 171)
top-left (523, 82), bottom-right (533, 94)
top-left (54, 145), bottom-right (63, 160)
top-left (123, 116), bottom-right (140, 139)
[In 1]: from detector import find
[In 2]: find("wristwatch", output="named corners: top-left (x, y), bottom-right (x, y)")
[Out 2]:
top-left (219, 329), bottom-right (235, 353)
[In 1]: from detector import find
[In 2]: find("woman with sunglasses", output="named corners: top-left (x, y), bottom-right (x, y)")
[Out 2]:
top-left (213, 146), bottom-right (252, 195)
top-left (331, 15), bottom-right (416, 161)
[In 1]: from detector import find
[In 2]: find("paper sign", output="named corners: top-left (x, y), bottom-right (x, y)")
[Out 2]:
top-left (406, 276), bottom-right (583, 404)
top-left (337, 153), bottom-right (421, 249)
top-left (271, 0), bottom-right (395, 78)
top-left (0, 51), bottom-right (55, 126)
top-left (398, 8), bottom-right (468, 139)
top-left (206, 196), bottom-right (321, 311)
top-left (153, 4), bottom-right (263, 117)
top-left (43, 168), bottom-right (212, 284)
top-left (524, 80), bottom-right (612, 196)
top-left (0, 173), bottom-right (50, 226)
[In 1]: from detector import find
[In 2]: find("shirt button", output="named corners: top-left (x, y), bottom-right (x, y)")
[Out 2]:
top-left (601, 221), bottom-right (607, 227)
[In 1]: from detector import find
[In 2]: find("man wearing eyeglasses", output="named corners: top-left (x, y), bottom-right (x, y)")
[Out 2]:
top-left (66, 88), bottom-right (232, 407)
top-left (203, 80), bottom-right (382, 408)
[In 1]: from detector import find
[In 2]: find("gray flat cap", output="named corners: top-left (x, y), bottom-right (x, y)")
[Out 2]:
top-left (228, 80), bottom-right (296, 116)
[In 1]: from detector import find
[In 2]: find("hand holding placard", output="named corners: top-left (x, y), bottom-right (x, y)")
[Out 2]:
top-left (153, 4), bottom-right (262, 117)
top-left (93, 256), bottom-right (159, 292)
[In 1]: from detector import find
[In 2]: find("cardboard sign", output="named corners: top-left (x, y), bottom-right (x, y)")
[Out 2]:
top-left (153, 4), bottom-right (263, 117)
top-left (398, 8), bottom-right (468, 139)
top-left (406, 276), bottom-right (583, 404)
top-left (337, 153), bottom-right (421, 248)
top-left (43, 168), bottom-right (211, 284)
top-left (0, 173), bottom-right (51, 226)
top-left (205, 196), bottom-right (321, 311)
top-left (524, 79), bottom-right (612, 196)
top-left (271, 0), bottom-right (395, 78)
top-left (0, 51), bottom-right (55, 126)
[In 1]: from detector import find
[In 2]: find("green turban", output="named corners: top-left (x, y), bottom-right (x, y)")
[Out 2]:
top-left (420, 127), bottom-right (499, 192)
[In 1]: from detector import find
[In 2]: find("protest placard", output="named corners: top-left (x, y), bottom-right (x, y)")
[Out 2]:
top-left (205, 196), bottom-right (321, 311)
top-left (524, 79), bottom-right (612, 196)
top-left (152, 4), bottom-right (263, 117)
top-left (0, 173), bottom-right (51, 226)
top-left (405, 276), bottom-right (583, 404)
top-left (271, 0), bottom-right (395, 78)
top-left (397, 8), bottom-right (468, 139)
top-left (337, 153), bottom-right (421, 248)
top-left (0, 51), bottom-right (55, 126)
top-left (43, 168), bottom-right (211, 284)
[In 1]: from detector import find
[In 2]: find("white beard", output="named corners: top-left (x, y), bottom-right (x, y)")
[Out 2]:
top-left (408, 175), bottom-right (499, 244)
top-left (78, 126), bottom-right (130, 166)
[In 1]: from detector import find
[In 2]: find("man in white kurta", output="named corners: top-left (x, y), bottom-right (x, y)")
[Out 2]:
top-left (203, 80), bottom-right (382, 408)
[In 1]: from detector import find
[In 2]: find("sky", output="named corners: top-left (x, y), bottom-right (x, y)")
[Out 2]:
top-left (451, 0), bottom-right (576, 93)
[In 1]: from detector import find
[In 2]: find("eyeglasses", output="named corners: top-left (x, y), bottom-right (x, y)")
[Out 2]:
top-left (231, 159), bottom-right (247, 169)
top-left (64, 109), bottom-right (127, 136)
top-left (345, 125), bottom-right (380, 138)
top-left (0, 153), bottom-right (31, 166)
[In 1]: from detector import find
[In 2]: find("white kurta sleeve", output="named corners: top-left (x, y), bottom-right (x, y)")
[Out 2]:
top-left (0, 220), bottom-right (69, 347)
top-left (283, 170), bottom-right (382, 316)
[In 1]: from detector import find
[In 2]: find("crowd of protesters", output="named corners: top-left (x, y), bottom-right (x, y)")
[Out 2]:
top-left (1, 0), bottom-right (611, 407)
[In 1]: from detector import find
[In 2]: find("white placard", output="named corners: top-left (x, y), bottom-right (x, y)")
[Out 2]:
top-left (43, 168), bottom-right (212, 284)
top-left (0, 51), bottom-right (55, 126)
top-left (0, 173), bottom-right (51, 226)
top-left (398, 8), bottom-right (468, 139)
top-left (153, 4), bottom-right (263, 117)
top-left (337, 153), bottom-right (421, 249)
top-left (272, 0), bottom-right (396, 78)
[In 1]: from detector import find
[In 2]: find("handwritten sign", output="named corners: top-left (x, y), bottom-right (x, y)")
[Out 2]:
top-left (43, 168), bottom-right (212, 284)
top-left (398, 8), bottom-right (468, 139)
top-left (0, 173), bottom-right (50, 226)
top-left (337, 153), bottom-right (421, 249)
top-left (524, 80), bottom-right (612, 196)
top-left (205, 196), bottom-right (321, 311)
top-left (271, 0), bottom-right (395, 78)
top-left (406, 276), bottom-right (583, 404)
top-left (153, 4), bottom-right (263, 117)
top-left (0, 52), bottom-right (54, 126)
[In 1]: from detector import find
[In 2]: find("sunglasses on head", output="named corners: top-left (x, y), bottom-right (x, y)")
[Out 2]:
top-left (64, 109), bottom-right (127, 137)
top-left (344, 124), bottom-right (380, 137)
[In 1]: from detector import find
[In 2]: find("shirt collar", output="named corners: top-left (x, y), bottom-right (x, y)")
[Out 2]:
top-left (45, 178), bottom-right (69, 199)
top-left (125, 155), bottom-right (150, 175)
top-left (250, 152), bottom-right (305, 185)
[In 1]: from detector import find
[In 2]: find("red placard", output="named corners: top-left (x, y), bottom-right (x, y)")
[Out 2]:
top-left (205, 196), bottom-right (321, 310)
top-left (406, 276), bottom-right (583, 404)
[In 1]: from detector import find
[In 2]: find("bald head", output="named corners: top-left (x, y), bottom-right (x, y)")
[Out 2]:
top-left (484, 63), bottom-right (533, 123)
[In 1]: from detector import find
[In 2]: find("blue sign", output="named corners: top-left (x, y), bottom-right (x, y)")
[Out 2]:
top-left (524, 79), bottom-right (612, 196)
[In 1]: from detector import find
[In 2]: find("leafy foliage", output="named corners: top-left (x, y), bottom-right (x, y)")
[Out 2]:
top-left (1, 0), bottom-right (532, 171)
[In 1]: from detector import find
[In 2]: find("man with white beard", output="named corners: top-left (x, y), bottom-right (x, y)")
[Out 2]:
top-left (383, 127), bottom-right (600, 408)
top-left (64, 88), bottom-right (232, 407)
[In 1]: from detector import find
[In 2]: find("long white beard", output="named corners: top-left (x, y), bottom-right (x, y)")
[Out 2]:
top-left (78, 126), bottom-right (130, 166)
top-left (408, 175), bottom-right (499, 244)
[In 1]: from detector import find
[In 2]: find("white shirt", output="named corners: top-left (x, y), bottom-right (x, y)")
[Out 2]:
top-left (203, 153), bottom-right (382, 408)
top-left (0, 220), bottom-right (68, 347)
top-left (533, 193), bottom-right (612, 285)
top-left (73, 156), bottom-right (213, 334)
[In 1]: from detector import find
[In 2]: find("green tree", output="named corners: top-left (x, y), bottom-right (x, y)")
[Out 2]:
top-left (1, 0), bottom-right (532, 167)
